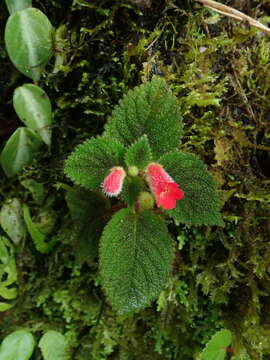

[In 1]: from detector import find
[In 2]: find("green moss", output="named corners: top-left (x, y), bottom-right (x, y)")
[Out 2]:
top-left (0, 0), bottom-right (269, 358)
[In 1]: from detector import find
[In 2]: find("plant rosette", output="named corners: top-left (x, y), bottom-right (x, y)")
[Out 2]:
top-left (64, 77), bottom-right (223, 315)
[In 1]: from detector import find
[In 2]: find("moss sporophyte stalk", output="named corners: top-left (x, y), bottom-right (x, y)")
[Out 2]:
top-left (64, 78), bottom-right (223, 315)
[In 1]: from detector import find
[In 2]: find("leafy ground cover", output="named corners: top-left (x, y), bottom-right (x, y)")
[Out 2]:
top-left (0, 0), bottom-right (269, 359)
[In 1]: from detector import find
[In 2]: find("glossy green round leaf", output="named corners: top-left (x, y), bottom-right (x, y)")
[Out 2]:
top-left (0, 330), bottom-right (35, 360)
top-left (5, 0), bottom-right (31, 14)
top-left (4, 8), bottom-right (54, 80)
top-left (0, 303), bottom-right (14, 311)
top-left (0, 286), bottom-right (17, 300)
top-left (39, 331), bottom-right (67, 360)
top-left (0, 198), bottom-right (26, 245)
top-left (202, 329), bottom-right (232, 360)
top-left (1, 127), bottom-right (43, 177)
top-left (13, 84), bottom-right (52, 146)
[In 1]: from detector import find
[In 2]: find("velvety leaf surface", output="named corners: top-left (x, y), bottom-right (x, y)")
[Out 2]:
top-left (5, 0), bottom-right (31, 14)
top-left (125, 135), bottom-right (152, 170)
top-left (0, 127), bottom-right (43, 177)
top-left (13, 84), bottom-right (52, 146)
top-left (159, 152), bottom-right (223, 225)
top-left (121, 177), bottom-right (142, 208)
top-left (64, 137), bottom-right (126, 191)
top-left (100, 208), bottom-right (174, 315)
top-left (202, 329), bottom-right (232, 360)
top-left (104, 77), bottom-right (182, 158)
top-left (39, 330), bottom-right (67, 360)
top-left (66, 189), bottom-right (110, 264)
top-left (4, 8), bottom-right (53, 80)
top-left (0, 330), bottom-right (35, 360)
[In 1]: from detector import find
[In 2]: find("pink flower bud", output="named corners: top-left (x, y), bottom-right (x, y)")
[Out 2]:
top-left (102, 166), bottom-right (126, 197)
top-left (146, 163), bottom-right (184, 210)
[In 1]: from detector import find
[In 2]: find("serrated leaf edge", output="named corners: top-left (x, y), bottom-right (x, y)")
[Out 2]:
top-left (99, 209), bottom-right (175, 316)
top-left (124, 134), bottom-right (153, 170)
top-left (158, 151), bottom-right (224, 226)
top-left (64, 135), bottom-right (127, 190)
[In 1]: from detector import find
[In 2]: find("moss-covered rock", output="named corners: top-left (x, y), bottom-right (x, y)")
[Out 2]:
top-left (0, 0), bottom-right (269, 358)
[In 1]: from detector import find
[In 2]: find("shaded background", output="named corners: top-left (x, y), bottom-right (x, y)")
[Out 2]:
top-left (0, 0), bottom-right (269, 358)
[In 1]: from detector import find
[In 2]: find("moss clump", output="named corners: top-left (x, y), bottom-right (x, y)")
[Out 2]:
top-left (0, 0), bottom-right (269, 358)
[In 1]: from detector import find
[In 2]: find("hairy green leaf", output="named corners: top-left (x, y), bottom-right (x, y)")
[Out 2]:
top-left (0, 127), bottom-right (43, 177)
top-left (64, 137), bottom-right (126, 191)
top-left (202, 329), bottom-right (232, 360)
top-left (0, 198), bottom-right (26, 245)
top-left (0, 330), bottom-right (35, 360)
top-left (66, 189), bottom-right (110, 265)
top-left (39, 331), bottom-right (67, 360)
top-left (125, 135), bottom-right (152, 170)
top-left (5, 0), bottom-right (31, 14)
top-left (100, 208), bottom-right (174, 315)
top-left (13, 84), bottom-right (52, 146)
top-left (121, 177), bottom-right (142, 208)
top-left (159, 152), bottom-right (223, 225)
top-left (4, 8), bottom-right (53, 80)
top-left (104, 77), bottom-right (182, 158)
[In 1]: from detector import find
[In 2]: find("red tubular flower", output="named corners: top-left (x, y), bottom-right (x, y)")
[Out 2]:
top-left (146, 163), bottom-right (184, 210)
top-left (102, 166), bottom-right (126, 197)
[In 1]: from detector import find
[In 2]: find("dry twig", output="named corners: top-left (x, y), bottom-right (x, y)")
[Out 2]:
top-left (196, 0), bottom-right (270, 36)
